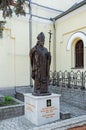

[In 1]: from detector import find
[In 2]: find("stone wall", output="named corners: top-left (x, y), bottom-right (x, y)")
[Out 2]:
top-left (50, 85), bottom-right (86, 110)
top-left (0, 99), bottom-right (24, 120)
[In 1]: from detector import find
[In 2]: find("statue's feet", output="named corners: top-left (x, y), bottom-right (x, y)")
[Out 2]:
top-left (32, 90), bottom-right (51, 96)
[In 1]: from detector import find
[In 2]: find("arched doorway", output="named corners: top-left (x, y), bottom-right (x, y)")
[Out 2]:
top-left (67, 32), bottom-right (86, 69)
top-left (67, 32), bottom-right (86, 50)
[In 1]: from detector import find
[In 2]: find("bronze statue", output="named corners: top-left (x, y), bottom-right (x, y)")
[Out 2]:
top-left (30, 32), bottom-right (51, 96)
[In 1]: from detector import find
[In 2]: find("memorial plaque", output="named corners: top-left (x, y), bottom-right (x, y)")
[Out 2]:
top-left (47, 99), bottom-right (51, 107)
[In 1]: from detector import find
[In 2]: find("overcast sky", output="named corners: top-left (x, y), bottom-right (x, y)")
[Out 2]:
top-left (32, 0), bottom-right (84, 11)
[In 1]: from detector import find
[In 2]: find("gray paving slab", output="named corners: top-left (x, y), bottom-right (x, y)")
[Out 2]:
top-left (0, 101), bottom-right (86, 130)
top-left (60, 101), bottom-right (86, 117)
top-left (0, 116), bottom-right (36, 130)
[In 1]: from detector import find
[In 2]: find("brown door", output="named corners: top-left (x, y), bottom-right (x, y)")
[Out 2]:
top-left (75, 40), bottom-right (84, 68)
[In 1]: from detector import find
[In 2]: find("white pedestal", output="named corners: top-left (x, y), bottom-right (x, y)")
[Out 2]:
top-left (24, 93), bottom-right (60, 126)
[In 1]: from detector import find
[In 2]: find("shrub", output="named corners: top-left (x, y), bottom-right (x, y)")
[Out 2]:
top-left (5, 96), bottom-right (13, 102)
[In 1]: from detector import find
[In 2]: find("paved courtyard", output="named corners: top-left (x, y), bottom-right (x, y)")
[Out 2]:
top-left (0, 101), bottom-right (86, 130)
top-left (0, 116), bottom-right (36, 130)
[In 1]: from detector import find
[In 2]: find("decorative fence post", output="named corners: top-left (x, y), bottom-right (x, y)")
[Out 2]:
top-left (67, 72), bottom-right (71, 88)
top-left (57, 72), bottom-right (60, 86)
top-left (49, 70), bottom-right (86, 90)
top-left (52, 71), bottom-right (56, 86)
top-left (81, 72), bottom-right (85, 89)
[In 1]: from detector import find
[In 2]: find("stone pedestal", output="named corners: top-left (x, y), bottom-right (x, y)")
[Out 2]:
top-left (24, 93), bottom-right (60, 126)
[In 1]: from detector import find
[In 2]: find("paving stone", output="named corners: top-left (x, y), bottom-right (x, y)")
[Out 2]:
top-left (0, 101), bottom-right (86, 130)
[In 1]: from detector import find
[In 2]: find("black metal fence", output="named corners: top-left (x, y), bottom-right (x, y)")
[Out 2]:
top-left (49, 70), bottom-right (86, 89)
top-left (49, 70), bottom-right (86, 110)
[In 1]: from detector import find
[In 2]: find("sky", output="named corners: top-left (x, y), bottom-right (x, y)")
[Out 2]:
top-left (32, 0), bottom-right (84, 11)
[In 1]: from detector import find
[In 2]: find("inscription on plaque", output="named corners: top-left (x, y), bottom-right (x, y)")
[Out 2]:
top-left (26, 103), bottom-right (35, 112)
top-left (41, 106), bottom-right (57, 118)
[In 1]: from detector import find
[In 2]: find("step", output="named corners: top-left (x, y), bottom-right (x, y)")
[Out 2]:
top-left (60, 111), bottom-right (71, 120)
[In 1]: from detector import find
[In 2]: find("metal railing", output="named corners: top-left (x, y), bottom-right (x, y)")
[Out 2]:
top-left (49, 70), bottom-right (86, 109)
top-left (49, 70), bottom-right (86, 89)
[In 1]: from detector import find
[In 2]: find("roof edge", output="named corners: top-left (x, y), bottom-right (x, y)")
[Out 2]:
top-left (54, 0), bottom-right (86, 21)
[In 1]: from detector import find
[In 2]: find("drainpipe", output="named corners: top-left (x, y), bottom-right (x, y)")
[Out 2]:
top-left (52, 18), bottom-right (56, 71)
top-left (29, 0), bottom-right (33, 86)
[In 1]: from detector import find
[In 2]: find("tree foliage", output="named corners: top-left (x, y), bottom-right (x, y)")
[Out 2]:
top-left (0, 0), bottom-right (26, 18)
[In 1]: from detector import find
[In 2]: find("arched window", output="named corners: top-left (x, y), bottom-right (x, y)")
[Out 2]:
top-left (75, 40), bottom-right (84, 68)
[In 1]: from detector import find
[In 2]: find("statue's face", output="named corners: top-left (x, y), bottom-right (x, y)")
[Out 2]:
top-left (39, 40), bottom-right (44, 47)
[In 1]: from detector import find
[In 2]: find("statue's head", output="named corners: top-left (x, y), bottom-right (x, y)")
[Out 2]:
top-left (37, 32), bottom-right (45, 43)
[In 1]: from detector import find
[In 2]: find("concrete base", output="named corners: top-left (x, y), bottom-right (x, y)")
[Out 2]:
top-left (24, 93), bottom-right (60, 126)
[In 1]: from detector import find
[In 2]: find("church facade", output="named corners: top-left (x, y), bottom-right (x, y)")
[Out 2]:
top-left (0, 0), bottom-right (86, 89)
top-left (54, 0), bottom-right (86, 72)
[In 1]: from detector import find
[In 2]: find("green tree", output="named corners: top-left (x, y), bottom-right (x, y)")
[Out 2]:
top-left (0, 0), bottom-right (26, 18)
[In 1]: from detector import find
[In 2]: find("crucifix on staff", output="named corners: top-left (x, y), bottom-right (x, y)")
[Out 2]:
top-left (48, 30), bottom-right (52, 52)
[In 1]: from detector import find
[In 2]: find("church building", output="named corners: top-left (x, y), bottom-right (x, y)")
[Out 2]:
top-left (54, 0), bottom-right (86, 72)
top-left (0, 0), bottom-right (86, 90)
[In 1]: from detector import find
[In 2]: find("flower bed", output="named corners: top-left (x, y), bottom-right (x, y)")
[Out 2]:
top-left (0, 97), bottom-right (24, 120)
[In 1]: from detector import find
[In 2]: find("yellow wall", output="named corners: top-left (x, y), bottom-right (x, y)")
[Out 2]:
top-left (1, 2), bottom-right (86, 88)
top-left (0, 8), bottom-right (53, 88)
top-left (55, 6), bottom-right (86, 72)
